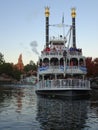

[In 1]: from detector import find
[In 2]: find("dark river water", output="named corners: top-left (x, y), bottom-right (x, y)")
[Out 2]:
top-left (0, 85), bottom-right (98, 130)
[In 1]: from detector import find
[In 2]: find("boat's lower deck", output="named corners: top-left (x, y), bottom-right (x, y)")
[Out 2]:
top-left (35, 79), bottom-right (91, 98)
top-left (36, 79), bottom-right (90, 90)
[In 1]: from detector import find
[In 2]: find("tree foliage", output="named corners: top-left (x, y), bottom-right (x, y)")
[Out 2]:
top-left (24, 60), bottom-right (37, 72)
top-left (0, 63), bottom-right (22, 80)
top-left (0, 52), bottom-right (37, 81)
top-left (86, 57), bottom-right (98, 77)
top-left (0, 52), bottom-right (5, 64)
top-left (93, 58), bottom-right (98, 76)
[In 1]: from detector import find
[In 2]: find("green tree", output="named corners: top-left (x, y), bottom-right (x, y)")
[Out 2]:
top-left (0, 52), bottom-right (5, 64)
top-left (0, 63), bottom-right (22, 81)
top-left (12, 66), bottom-right (22, 80)
top-left (24, 60), bottom-right (37, 72)
top-left (0, 63), bottom-right (13, 75)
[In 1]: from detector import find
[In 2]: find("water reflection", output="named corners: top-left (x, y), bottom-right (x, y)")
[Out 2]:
top-left (0, 85), bottom-right (98, 130)
top-left (0, 85), bottom-right (40, 130)
top-left (36, 96), bottom-right (90, 130)
top-left (0, 86), bottom-right (13, 111)
top-left (0, 86), bottom-right (24, 113)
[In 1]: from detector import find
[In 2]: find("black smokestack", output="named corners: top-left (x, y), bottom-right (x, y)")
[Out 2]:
top-left (45, 7), bottom-right (50, 47)
top-left (71, 8), bottom-right (76, 48)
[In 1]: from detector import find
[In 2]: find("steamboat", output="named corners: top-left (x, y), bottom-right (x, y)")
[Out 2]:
top-left (35, 7), bottom-right (91, 98)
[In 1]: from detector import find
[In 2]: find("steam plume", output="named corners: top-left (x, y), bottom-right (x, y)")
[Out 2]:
top-left (30, 41), bottom-right (39, 55)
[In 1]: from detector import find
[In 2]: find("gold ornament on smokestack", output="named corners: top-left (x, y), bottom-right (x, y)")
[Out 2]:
top-left (45, 7), bottom-right (50, 17)
top-left (71, 8), bottom-right (76, 18)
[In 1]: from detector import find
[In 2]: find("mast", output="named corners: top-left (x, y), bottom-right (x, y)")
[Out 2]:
top-left (71, 8), bottom-right (76, 48)
top-left (45, 7), bottom-right (50, 47)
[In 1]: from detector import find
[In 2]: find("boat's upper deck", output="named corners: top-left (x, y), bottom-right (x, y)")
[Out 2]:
top-left (41, 36), bottom-right (82, 58)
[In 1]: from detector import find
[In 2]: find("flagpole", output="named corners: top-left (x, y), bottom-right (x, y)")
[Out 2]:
top-left (62, 13), bottom-right (66, 44)
top-left (62, 13), bottom-right (65, 37)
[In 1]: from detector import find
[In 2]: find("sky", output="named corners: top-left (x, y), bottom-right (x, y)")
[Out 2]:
top-left (0, 0), bottom-right (98, 65)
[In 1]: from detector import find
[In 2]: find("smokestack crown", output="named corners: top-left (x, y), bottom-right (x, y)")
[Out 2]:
top-left (45, 7), bottom-right (50, 17)
top-left (71, 8), bottom-right (76, 18)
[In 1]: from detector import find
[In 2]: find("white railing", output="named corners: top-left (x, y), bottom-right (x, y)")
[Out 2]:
top-left (37, 79), bottom-right (90, 90)
top-left (41, 51), bottom-right (63, 56)
top-left (41, 50), bottom-right (82, 56)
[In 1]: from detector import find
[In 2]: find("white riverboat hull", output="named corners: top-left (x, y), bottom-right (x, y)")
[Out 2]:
top-left (36, 89), bottom-right (91, 99)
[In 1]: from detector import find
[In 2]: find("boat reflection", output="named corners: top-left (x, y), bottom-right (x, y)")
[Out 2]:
top-left (36, 96), bottom-right (90, 130)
